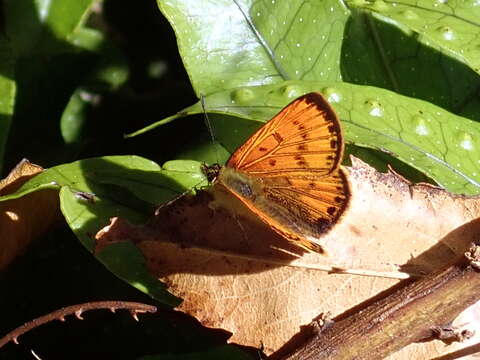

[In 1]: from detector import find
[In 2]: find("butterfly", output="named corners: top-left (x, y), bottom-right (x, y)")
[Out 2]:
top-left (203, 92), bottom-right (350, 253)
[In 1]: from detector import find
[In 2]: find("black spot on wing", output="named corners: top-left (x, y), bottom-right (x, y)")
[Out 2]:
top-left (273, 132), bottom-right (283, 143)
top-left (316, 218), bottom-right (332, 232)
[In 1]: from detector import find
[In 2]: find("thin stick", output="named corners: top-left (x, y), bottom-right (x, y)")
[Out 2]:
top-left (0, 301), bottom-right (157, 348)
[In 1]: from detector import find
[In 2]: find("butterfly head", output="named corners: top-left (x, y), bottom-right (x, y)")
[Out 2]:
top-left (201, 163), bottom-right (222, 183)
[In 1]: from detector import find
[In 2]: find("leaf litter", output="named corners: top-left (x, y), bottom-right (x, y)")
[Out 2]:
top-left (96, 157), bottom-right (480, 358)
top-left (0, 159), bottom-right (60, 270)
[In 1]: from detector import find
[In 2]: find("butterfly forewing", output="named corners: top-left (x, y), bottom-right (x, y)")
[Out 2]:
top-left (227, 93), bottom-right (343, 176)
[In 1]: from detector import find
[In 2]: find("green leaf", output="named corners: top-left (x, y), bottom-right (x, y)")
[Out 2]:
top-left (141, 81), bottom-right (480, 195)
top-left (0, 156), bottom-right (185, 203)
top-left (157, 0), bottom-right (349, 95)
top-left (346, 0), bottom-right (480, 76)
top-left (157, 0), bottom-right (480, 116)
top-left (68, 27), bottom-right (106, 52)
top-left (6, 0), bottom-right (96, 56)
top-left (344, 145), bottom-right (432, 184)
top-left (60, 187), bottom-right (180, 306)
top-left (341, 10), bottom-right (480, 115)
top-left (60, 89), bottom-right (91, 144)
top-left (0, 36), bottom-right (16, 172)
top-left (143, 0), bottom-right (480, 193)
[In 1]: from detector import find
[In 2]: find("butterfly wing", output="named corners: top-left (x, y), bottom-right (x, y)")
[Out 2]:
top-left (220, 92), bottom-right (350, 253)
top-left (218, 167), bottom-right (349, 253)
top-left (227, 92), bottom-right (344, 177)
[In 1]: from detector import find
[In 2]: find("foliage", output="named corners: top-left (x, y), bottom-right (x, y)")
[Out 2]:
top-left (1, 0), bottom-right (480, 358)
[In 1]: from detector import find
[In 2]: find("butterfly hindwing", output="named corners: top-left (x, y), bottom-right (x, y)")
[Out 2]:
top-left (261, 169), bottom-right (350, 237)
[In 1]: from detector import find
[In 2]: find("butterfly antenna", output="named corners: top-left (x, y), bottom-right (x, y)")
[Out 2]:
top-left (200, 93), bottom-right (220, 164)
top-left (154, 178), bottom-right (206, 215)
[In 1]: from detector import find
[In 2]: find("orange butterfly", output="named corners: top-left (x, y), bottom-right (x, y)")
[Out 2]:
top-left (203, 92), bottom-right (350, 253)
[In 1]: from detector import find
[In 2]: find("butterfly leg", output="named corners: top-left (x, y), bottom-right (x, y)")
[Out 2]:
top-left (232, 213), bottom-right (250, 245)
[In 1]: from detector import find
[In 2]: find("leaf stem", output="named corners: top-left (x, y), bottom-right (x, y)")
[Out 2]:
top-left (124, 113), bottom-right (183, 138)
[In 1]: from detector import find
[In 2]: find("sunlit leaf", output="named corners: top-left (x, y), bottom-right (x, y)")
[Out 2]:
top-left (158, 0), bottom-right (349, 95)
top-left (141, 81), bottom-right (480, 195)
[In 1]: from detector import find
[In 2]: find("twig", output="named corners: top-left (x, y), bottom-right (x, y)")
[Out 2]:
top-left (276, 243), bottom-right (480, 360)
top-left (0, 301), bottom-right (157, 348)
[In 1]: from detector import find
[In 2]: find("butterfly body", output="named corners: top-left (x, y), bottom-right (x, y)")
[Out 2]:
top-left (206, 92), bottom-right (350, 253)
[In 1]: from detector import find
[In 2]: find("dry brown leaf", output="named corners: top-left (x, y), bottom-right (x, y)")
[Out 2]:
top-left (96, 157), bottom-right (480, 358)
top-left (0, 159), bottom-right (60, 270)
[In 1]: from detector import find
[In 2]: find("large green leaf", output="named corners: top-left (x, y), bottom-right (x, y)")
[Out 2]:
top-left (157, 0), bottom-right (480, 116)
top-left (158, 0), bottom-right (349, 95)
top-left (150, 0), bottom-right (480, 194)
top-left (136, 81), bottom-right (480, 195)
